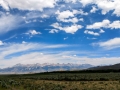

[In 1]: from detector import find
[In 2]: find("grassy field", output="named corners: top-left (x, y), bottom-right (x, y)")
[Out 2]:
top-left (0, 71), bottom-right (120, 90)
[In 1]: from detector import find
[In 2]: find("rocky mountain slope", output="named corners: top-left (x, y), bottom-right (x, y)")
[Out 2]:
top-left (0, 63), bottom-right (93, 74)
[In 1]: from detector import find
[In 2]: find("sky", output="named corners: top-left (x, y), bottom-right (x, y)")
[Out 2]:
top-left (0, 0), bottom-right (120, 68)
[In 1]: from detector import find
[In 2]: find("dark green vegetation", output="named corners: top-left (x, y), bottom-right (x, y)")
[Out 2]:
top-left (0, 70), bottom-right (120, 90)
top-left (89, 63), bottom-right (120, 70)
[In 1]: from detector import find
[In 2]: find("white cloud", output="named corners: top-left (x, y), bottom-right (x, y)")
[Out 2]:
top-left (0, 42), bottom-right (120, 68)
top-left (51, 23), bottom-right (83, 34)
top-left (45, 44), bottom-right (69, 49)
top-left (1, 0), bottom-right (120, 17)
top-left (0, 42), bottom-right (74, 68)
top-left (64, 0), bottom-right (77, 3)
top-left (41, 14), bottom-right (49, 18)
top-left (0, 40), bottom-right (4, 46)
top-left (87, 19), bottom-right (120, 30)
top-left (1, 48), bottom-right (120, 68)
top-left (22, 41), bottom-right (27, 44)
top-left (25, 12), bottom-right (41, 20)
top-left (22, 12), bottom-right (50, 24)
top-left (96, 0), bottom-right (115, 15)
top-left (64, 37), bottom-right (68, 40)
top-left (60, 17), bottom-right (79, 23)
top-left (79, 18), bottom-right (84, 22)
top-left (55, 10), bottom-right (87, 23)
top-left (0, 42), bottom-right (70, 59)
top-left (87, 19), bottom-right (110, 29)
top-left (49, 29), bottom-right (59, 33)
top-left (51, 22), bottom-right (62, 29)
top-left (84, 30), bottom-right (100, 36)
top-left (0, 14), bottom-right (23, 34)
top-left (95, 0), bottom-right (120, 16)
top-left (0, 0), bottom-right (56, 11)
top-left (80, 0), bottom-right (94, 6)
top-left (95, 38), bottom-right (120, 50)
top-left (62, 24), bottom-right (83, 34)
top-left (0, 0), bottom-right (9, 10)
top-left (73, 9), bottom-right (88, 15)
top-left (90, 6), bottom-right (98, 13)
top-left (79, 0), bottom-right (120, 16)
top-left (99, 29), bottom-right (105, 33)
top-left (109, 21), bottom-right (120, 29)
top-left (26, 30), bottom-right (41, 35)
top-left (55, 10), bottom-right (74, 21)
top-left (73, 55), bottom-right (77, 57)
top-left (3, 34), bottom-right (16, 41)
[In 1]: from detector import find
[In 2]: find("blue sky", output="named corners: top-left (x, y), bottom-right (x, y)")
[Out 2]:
top-left (0, 0), bottom-right (120, 68)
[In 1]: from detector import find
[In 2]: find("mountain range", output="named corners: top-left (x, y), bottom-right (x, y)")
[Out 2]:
top-left (89, 63), bottom-right (120, 70)
top-left (0, 63), bottom-right (93, 74)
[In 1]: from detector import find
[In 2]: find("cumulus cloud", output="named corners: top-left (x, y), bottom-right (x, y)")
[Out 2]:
top-left (0, 0), bottom-right (56, 11)
top-left (62, 24), bottom-right (83, 34)
top-left (96, 0), bottom-right (120, 16)
top-left (84, 30), bottom-right (100, 36)
top-left (55, 10), bottom-right (74, 21)
top-left (51, 23), bottom-right (62, 29)
top-left (94, 38), bottom-right (120, 50)
top-left (60, 0), bottom-right (120, 16)
top-left (99, 29), bottom-right (105, 33)
top-left (87, 19), bottom-right (110, 29)
top-left (0, 0), bottom-right (9, 10)
top-left (109, 21), bottom-right (120, 29)
top-left (55, 10), bottom-right (87, 23)
top-left (49, 29), bottom-right (59, 33)
top-left (90, 6), bottom-right (98, 13)
top-left (79, 0), bottom-right (94, 6)
top-left (64, 0), bottom-right (77, 3)
top-left (87, 19), bottom-right (120, 30)
top-left (26, 30), bottom-right (41, 35)
top-left (73, 9), bottom-right (88, 15)
top-left (51, 23), bottom-right (83, 34)
top-left (1, 0), bottom-right (120, 17)
top-left (60, 17), bottom-right (79, 23)
top-left (79, 0), bottom-right (120, 16)
top-left (79, 18), bottom-right (84, 22)
top-left (96, 0), bottom-right (115, 15)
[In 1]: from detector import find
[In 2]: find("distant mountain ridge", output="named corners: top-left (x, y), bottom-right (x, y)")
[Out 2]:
top-left (89, 63), bottom-right (120, 70)
top-left (0, 63), bottom-right (93, 74)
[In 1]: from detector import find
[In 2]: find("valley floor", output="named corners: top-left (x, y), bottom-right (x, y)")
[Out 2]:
top-left (1, 71), bottom-right (120, 90)
top-left (1, 80), bottom-right (120, 90)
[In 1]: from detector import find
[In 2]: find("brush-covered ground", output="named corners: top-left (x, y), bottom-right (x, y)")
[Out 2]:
top-left (0, 70), bottom-right (120, 90)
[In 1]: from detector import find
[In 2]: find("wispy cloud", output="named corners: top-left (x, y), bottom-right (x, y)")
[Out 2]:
top-left (92, 38), bottom-right (120, 50)
top-left (0, 14), bottom-right (23, 34)
top-left (0, 42), bottom-right (72, 60)
top-left (84, 30), bottom-right (100, 36)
